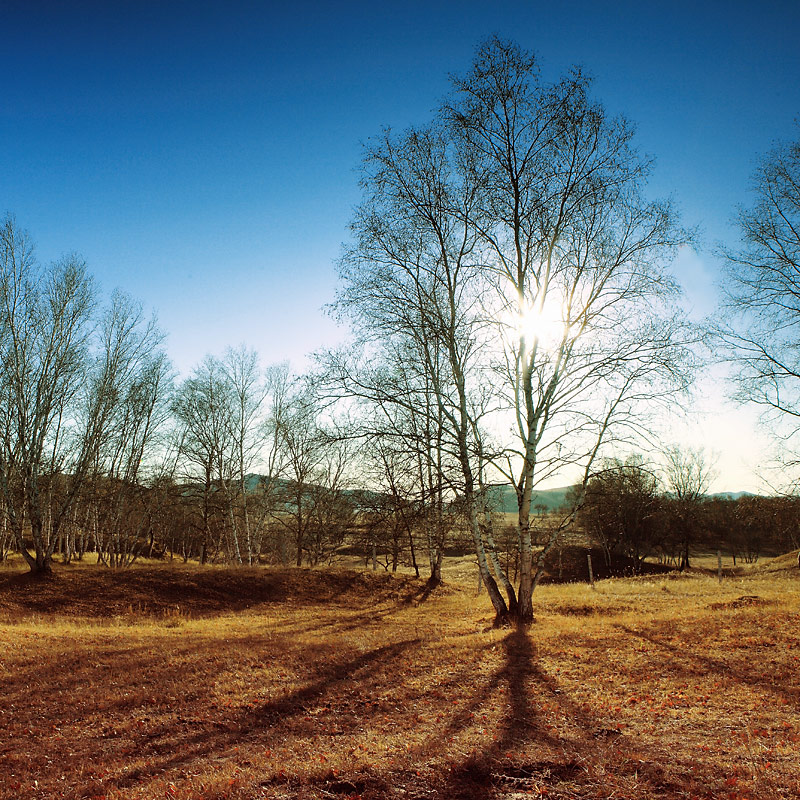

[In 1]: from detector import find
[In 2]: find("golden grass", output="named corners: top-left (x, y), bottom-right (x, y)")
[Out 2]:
top-left (0, 560), bottom-right (798, 798)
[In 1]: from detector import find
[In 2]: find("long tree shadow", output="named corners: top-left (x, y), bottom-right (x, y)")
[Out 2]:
top-left (262, 603), bottom-right (408, 638)
top-left (439, 626), bottom-right (581, 798)
top-left (0, 623), bottom-right (419, 799)
top-left (7, 601), bottom-right (771, 799)
top-left (111, 636), bottom-right (421, 790)
top-left (431, 625), bottom-right (701, 799)
top-left (617, 623), bottom-right (800, 706)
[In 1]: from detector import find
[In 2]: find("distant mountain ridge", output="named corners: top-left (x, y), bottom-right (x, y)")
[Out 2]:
top-left (241, 474), bottom-right (757, 514)
top-left (485, 484), bottom-right (759, 514)
top-left (709, 491), bottom-right (755, 501)
top-left (485, 484), bottom-right (570, 514)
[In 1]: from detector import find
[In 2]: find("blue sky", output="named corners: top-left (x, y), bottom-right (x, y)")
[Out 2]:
top-left (2, 1), bottom-right (799, 489)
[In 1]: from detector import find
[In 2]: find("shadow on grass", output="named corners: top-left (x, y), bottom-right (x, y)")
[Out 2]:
top-left (428, 626), bottom-right (698, 799)
top-left (3, 593), bottom-right (772, 800)
top-left (0, 618), bottom-right (421, 798)
top-left (113, 637), bottom-right (421, 790)
top-left (618, 623), bottom-right (800, 705)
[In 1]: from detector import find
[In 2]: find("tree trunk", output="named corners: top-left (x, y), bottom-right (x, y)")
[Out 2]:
top-left (483, 512), bottom-right (518, 613)
top-left (680, 538), bottom-right (690, 570)
top-left (467, 497), bottom-right (508, 624)
top-left (427, 546), bottom-right (442, 587)
top-left (407, 522), bottom-right (419, 578)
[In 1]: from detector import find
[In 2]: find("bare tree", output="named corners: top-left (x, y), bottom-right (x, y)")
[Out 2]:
top-left (305, 438), bottom-right (355, 566)
top-left (88, 294), bottom-right (172, 567)
top-left (334, 39), bottom-right (695, 623)
top-left (274, 383), bottom-right (331, 567)
top-left (0, 219), bottom-right (93, 572)
top-left (324, 341), bottom-right (466, 587)
top-left (331, 121), bottom-right (512, 606)
top-left (244, 372), bottom-right (364, 568)
top-left (172, 356), bottom-right (235, 562)
top-left (172, 356), bottom-right (292, 566)
top-left (718, 128), bottom-right (800, 460)
top-left (247, 362), bottom-right (292, 563)
top-left (362, 439), bottom-right (422, 575)
top-left (663, 445), bottom-right (715, 569)
top-left (220, 345), bottom-right (272, 565)
top-left (0, 498), bottom-right (12, 561)
top-left (447, 38), bottom-right (695, 621)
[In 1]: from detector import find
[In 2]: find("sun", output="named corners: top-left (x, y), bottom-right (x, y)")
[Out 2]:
top-left (513, 296), bottom-right (568, 351)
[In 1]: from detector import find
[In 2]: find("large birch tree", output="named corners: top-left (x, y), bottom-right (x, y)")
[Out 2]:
top-left (335, 38), bottom-right (695, 623)
top-left (717, 128), bottom-right (800, 464)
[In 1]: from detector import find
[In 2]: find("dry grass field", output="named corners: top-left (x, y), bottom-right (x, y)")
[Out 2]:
top-left (1, 556), bottom-right (799, 799)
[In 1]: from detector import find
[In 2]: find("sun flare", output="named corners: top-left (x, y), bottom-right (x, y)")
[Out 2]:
top-left (513, 297), bottom-right (568, 351)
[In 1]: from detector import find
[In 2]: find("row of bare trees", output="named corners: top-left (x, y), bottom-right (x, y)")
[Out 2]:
top-left (0, 229), bottom-right (449, 574)
top-left (4, 39), bottom-right (798, 627)
top-left (0, 205), bottom-right (462, 575)
top-left (0, 216), bottom-right (172, 572)
top-left (0, 214), bottom-right (351, 572)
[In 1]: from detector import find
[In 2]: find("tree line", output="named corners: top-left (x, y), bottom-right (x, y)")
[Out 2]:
top-left (3, 38), bottom-right (799, 625)
top-left (578, 453), bottom-right (800, 574)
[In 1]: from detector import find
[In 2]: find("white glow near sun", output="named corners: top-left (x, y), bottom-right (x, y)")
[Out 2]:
top-left (514, 296), bottom-right (567, 351)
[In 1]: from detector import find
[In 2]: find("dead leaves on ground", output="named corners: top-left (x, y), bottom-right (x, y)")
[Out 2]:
top-left (0, 565), bottom-right (798, 798)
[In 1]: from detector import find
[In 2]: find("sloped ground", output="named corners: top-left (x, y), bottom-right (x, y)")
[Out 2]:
top-left (0, 561), bottom-right (799, 799)
top-left (0, 565), bottom-right (432, 620)
top-left (750, 549), bottom-right (800, 573)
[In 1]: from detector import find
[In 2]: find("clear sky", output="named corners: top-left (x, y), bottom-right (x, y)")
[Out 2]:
top-left (2, 1), bottom-right (799, 491)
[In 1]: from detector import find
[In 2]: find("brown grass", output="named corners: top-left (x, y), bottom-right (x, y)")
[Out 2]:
top-left (0, 559), bottom-right (799, 799)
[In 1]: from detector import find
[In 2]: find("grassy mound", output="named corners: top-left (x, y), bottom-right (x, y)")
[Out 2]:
top-left (0, 564), bottom-right (432, 620)
top-left (752, 549), bottom-right (800, 573)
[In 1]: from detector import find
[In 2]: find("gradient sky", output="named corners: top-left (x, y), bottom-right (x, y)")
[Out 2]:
top-left (2, 1), bottom-right (799, 491)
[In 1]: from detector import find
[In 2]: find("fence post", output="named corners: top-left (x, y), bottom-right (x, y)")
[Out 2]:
top-left (587, 551), bottom-right (595, 589)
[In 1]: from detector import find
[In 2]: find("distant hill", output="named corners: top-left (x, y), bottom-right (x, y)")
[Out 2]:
top-left (242, 474), bottom-right (758, 514)
top-left (485, 484), bottom-right (573, 514)
top-left (708, 491), bottom-right (756, 501)
top-left (242, 475), bottom-right (574, 514)
top-left (242, 473), bottom-right (387, 510)
top-left (486, 485), bottom-right (759, 514)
